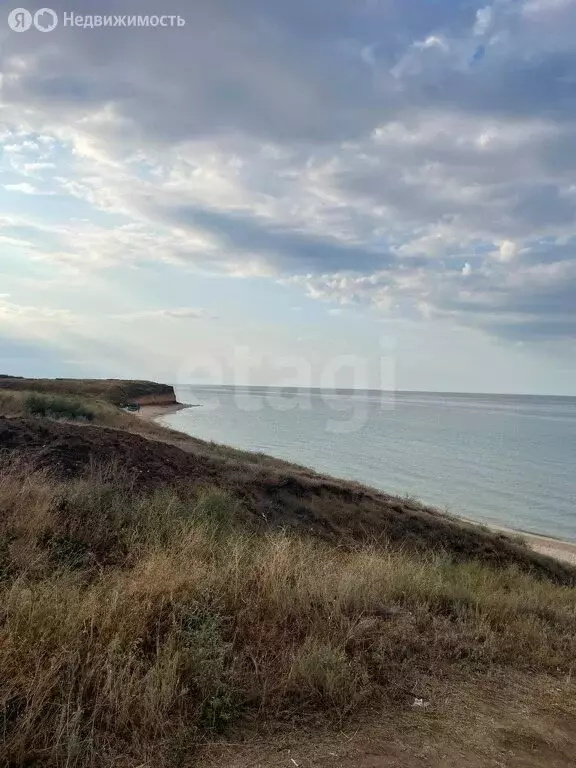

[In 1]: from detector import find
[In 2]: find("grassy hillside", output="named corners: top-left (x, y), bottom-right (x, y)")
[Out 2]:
top-left (1, 415), bottom-right (573, 583)
top-left (0, 376), bottom-right (176, 406)
top-left (0, 380), bottom-right (575, 767)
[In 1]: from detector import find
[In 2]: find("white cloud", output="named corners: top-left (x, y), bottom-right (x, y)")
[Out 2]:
top-left (414, 36), bottom-right (449, 51)
top-left (22, 161), bottom-right (56, 175)
top-left (0, 297), bottom-right (76, 330)
top-left (117, 308), bottom-right (218, 321)
top-left (4, 182), bottom-right (41, 195)
top-left (473, 6), bottom-right (494, 36)
top-left (495, 240), bottom-right (520, 262)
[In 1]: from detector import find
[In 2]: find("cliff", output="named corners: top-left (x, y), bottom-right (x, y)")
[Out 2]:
top-left (0, 377), bottom-right (177, 406)
top-left (130, 392), bottom-right (178, 406)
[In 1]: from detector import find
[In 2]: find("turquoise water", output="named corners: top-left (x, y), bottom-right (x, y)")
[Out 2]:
top-left (163, 387), bottom-right (576, 541)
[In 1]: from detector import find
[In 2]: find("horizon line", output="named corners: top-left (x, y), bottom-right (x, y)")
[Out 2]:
top-left (172, 384), bottom-right (576, 399)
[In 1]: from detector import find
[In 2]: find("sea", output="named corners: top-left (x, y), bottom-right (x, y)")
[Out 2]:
top-left (162, 387), bottom-right (576, 542)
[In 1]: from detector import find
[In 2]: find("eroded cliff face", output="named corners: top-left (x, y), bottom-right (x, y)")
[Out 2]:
top-left (133, 391), bottom-right (178, 406)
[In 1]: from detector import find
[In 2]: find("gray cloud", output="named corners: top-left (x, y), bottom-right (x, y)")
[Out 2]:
top-left (152, 205), bottom-right (400, 274)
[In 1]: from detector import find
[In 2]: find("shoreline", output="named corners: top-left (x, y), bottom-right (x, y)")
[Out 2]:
top-left (136, 403), bottom-right (576, 567)
top-left (136, 402), bottom-right (190, 420)
top-left (492, 526), bottom-right (576, 566)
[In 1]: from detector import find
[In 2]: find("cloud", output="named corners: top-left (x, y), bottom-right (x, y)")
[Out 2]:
top-left (495, 240), bottom-right (520, 262)
top-left (4, 182), bottom-right (42, 195)
top-left (151, 204), bottom-right (396, 276)
top-left (0, 0), bottom-right (575, 345)
top-left (22, 162), bottom-right (56, 175)
top-left (473, 6), bottom-right (494, 37)
top-left (0, 334), bottom-right (87, 378)
top-left (117, 308), bottom-right (218, 321)
top-left (0, 296), bottom-right (76, 326)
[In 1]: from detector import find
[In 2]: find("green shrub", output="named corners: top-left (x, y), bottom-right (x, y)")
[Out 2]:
top-left (24, 393), bottom-right (96, 422)
top-left (193, 488), bottom-right (240, 535)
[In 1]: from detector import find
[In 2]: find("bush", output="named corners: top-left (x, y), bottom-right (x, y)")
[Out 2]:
top-left (24, 394), bottom-right (96, 422)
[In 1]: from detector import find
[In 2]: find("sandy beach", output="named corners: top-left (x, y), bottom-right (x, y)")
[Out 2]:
top-left (137, 403), bottom-right (576, 567)
top-left (136, 403), bottom-right (189, 420)
top-left (499, 529), bottom-right (576, 566)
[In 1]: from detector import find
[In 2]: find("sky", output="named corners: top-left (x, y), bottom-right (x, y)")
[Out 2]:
top-left (0, 0), bottom-right (575, 395)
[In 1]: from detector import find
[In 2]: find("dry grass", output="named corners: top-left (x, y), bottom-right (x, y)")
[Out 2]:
top-left (0, 392), bottom-right (197, 459)
top-left (0, 390), bottom-right (174, 439)
top-left (1, 458), bottom-right (575, 767)
top-left (0, 377), bottom-right (174, 405)
top-left (4, 413), bottom-right (574, 585)
top-left (0, 390), bottom-right (121, 424)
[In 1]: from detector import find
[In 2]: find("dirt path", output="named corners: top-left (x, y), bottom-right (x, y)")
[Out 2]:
top-left (199, 675), bottom-right (576, 768)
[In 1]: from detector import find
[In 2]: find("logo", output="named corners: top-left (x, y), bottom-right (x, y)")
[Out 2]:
top-left (7, 7), bottom-right (58, 32)
top-left (7, 7), bottom-right (32, 31)
top-left (34, 7), bottom-right (58, 31)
